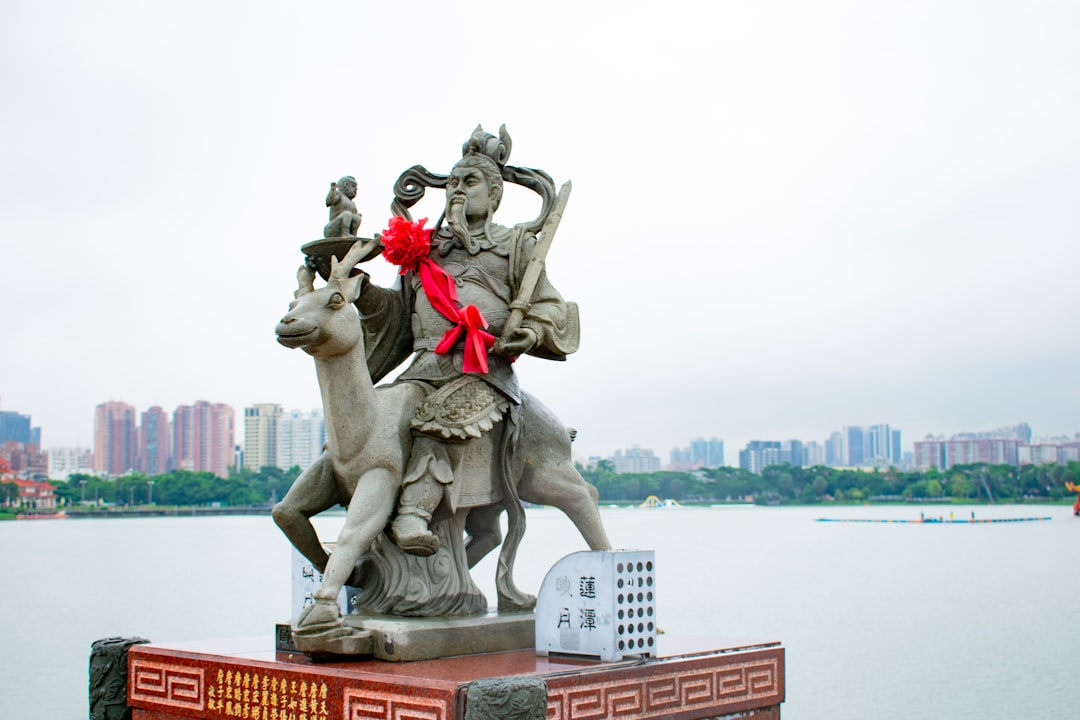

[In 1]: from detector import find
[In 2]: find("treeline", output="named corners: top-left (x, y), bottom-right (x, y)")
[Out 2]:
top-left (577, 461), bottom-right (1080, 504)
top-left (52, 466), bottom-right (302, 508)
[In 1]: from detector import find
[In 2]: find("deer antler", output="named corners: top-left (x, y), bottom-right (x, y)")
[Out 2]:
top-left (329, 239), bottom-right (379, 281)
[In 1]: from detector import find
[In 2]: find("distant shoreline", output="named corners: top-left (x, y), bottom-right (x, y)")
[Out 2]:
top-left (2, 498), bottom-right (1074, 521)
top-left (1, 505), bottom-right (272, 520)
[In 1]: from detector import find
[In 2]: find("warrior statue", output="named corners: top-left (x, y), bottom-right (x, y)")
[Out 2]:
top-left (358, 126), bottom-right (581, 556)
top-left (274, 126), bottom-right (609, 656)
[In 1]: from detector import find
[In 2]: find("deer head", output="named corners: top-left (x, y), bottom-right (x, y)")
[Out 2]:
top-left (275, 240), bottom-right (376, 358)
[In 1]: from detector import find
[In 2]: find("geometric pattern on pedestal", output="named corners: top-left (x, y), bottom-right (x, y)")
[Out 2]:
top-left (129, 658), bottom-right (206, 712)
top-left (546, 657), bottom-right (780, 720)
top-left (343, 687), bottom-right (452, 720)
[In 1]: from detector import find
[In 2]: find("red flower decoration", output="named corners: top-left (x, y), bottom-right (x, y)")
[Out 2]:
top-left (378, 216), bottom-right (496, 375)
top-left (380, 216), bottom-right (432, 274)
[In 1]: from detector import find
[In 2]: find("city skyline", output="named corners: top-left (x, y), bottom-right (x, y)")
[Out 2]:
top-left (7, 394), bottom-right (1079, 481)
top-left (10, 394), bottom-right (1080, 471)
top-left (2, 4), bottom-right (1078, 477)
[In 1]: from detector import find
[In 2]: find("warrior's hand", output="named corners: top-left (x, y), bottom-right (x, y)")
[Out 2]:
top-left (494, 326), bottom-right (537, 357)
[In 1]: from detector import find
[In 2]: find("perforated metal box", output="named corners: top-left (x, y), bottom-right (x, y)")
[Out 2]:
top-left (535, 550), bottom-right (656, 662)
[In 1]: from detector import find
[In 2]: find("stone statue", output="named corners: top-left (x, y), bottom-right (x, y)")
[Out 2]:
top-left (323, 176), bottom-right (362, 238)
top-left (273, 126), bottom-right (611, 657)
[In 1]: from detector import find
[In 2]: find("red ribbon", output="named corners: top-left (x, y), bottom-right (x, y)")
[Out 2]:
top-left (434, 302), bottom-right (496, 374)
top-left (382, 218), bottom-right (496, 374)
top-left (415, 257), bottom-right (494, 374)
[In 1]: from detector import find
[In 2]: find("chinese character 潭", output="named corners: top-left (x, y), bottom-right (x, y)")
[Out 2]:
top-left (580, 608), bottom-right (597, 631)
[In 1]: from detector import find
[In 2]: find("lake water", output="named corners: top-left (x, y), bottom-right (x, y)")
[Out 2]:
top-left (1, 503), bottom-right (1075, 719)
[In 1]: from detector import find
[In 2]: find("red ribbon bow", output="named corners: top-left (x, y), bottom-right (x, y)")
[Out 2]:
top-left (381, 217), bottom-right (495, 374)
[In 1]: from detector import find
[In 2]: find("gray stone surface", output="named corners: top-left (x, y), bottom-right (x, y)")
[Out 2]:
top-left (465, 675), bottom-right (547, 720)
top-left (89, 636), bottom-right (149, 720)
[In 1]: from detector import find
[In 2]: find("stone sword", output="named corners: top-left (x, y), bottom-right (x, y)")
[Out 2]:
top-left (497, 179), bottom-right (572, 349)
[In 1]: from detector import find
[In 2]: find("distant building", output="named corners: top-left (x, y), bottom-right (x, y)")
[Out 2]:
top-left (832, 424), bottom-right (903, 468)
top-left (173, 402), bottom-right (235, 477)
top-left (244, 403), bottom-right (283, 471)
top-left (825, 431), bottom-right (844, 467)
top-left (610, 446), bottom-right (661, 474)
top-left (668, 446), bottom-right (692, 470)
top-left (670, 437), bottom-right (724, 470)
top-left (781, 439), bottom-right (804, 468)
top-left (804, 441), bottom-right (825, 467)
top-left (913, 423), bottom-right (1038, 470)
top-left (94, 401), bottom-right (137, 477)
top-left (1018, 438), bottom-right (1080, 466)
top-left (691, 438), bottom-right (724, 468)
top-left (0, 410), bottom-right (34, 445)
top-left (46, 447), bottom-right (94, 480)
top-left (843, 426), bottom-right (866, 466)
top-left (277, 409), bottom-right (326, 471)
top-left (10, 479), bottom-right (56, 509)
top-left (739, 441), bottom-right (782, 474)
top-left (914, 436), bottom-right (1020, 470)
top-left (1, 440), bottom-right (48, 479)
top-left (139, 406), bottom-right (171, 476)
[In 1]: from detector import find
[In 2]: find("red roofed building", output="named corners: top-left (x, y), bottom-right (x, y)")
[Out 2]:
top-left (11, 479), bottom-right (57, 509)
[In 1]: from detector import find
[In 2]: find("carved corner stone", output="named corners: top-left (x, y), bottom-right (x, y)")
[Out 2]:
top-left (89, 636), bottom-right (150, 720)
top-left (464, 676), bottom-right (547, 720)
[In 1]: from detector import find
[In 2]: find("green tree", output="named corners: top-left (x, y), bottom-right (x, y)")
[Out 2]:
top-left (1, 481), bottom-right (18, 505)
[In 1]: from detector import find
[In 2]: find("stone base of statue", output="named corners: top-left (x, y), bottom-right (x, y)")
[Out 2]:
top-left (277, 611), bottom-right (535, 662)
top-left (123, 634), bottom-right (785, 720)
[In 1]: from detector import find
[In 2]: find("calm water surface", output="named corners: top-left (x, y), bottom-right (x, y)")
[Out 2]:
top-left (1, 504), bottom-right (1075, 719)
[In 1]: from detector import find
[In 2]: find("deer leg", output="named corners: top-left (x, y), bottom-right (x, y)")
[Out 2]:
top-left (272, 453), bottom-right (339, 572)
top-left (313, 466), bottom-right (398, 604)
top-left (464, 504), bottom-right (504, 568)
top-left (518, 464), bottom-right (612, 551)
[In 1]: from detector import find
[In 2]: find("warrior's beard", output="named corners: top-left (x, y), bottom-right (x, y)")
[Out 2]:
top-left (445, 197), bottom-right (484, 254)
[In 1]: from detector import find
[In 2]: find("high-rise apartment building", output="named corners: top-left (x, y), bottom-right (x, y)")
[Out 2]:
top-left (690, 438), bottom-right (724, 468)
top-left (914, 436), bottom-right (1020, 470)
top-left (94, 401), bottom-right (137, 477)
top-left (837, 424), bottom-right (902, 467)
top-left (277, 409), bottom-right (325, 471)
top-left (173, 402), bottom-right (235, 477)
top-left (843, 426), bottom-right (867, 467)
top-left (244, 403), bottom-right (283, 471)
top-left (913, 423), bottom-right (1035, 470)
top-left (46, 447), bottom-right (94, 480)
top-left (610, 446), bottom-right (661, 474)
top-left (668, 446), bottom-right (692, 470)
top-left (781, 439), bottom-right (804, 468)
top-left (0, 410), bottom-right (33, 444)
top-left (824, 432), bottom-right (844, 467)
top-left (139, 406), bottom-right (171, 476)
top-left (670, 437), bottom-right (725, 470)
top-left (739, 441), bottom-right (782, 474)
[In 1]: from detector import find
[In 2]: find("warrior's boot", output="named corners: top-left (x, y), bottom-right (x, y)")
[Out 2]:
top-left (390, 507), bottom-right (440, 557)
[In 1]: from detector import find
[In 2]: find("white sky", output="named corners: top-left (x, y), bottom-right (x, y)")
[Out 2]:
top-left (1, 1), bottom-right (1077, 462)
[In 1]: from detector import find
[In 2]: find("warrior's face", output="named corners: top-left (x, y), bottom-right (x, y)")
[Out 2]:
top-left (445, 165), bottom-right (498, 228)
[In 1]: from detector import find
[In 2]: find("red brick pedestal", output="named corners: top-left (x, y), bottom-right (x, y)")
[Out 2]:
top-left (128, 635), bottom-right (784, 720)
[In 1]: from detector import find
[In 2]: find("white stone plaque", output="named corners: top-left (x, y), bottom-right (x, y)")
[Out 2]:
top-left (290, 544), bottom-right (358, 620)
top-left (535, 550), bottom-right (656, 662)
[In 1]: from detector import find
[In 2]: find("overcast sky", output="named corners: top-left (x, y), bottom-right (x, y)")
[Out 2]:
top-left (2, 1), bottom-right (1077, 463)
